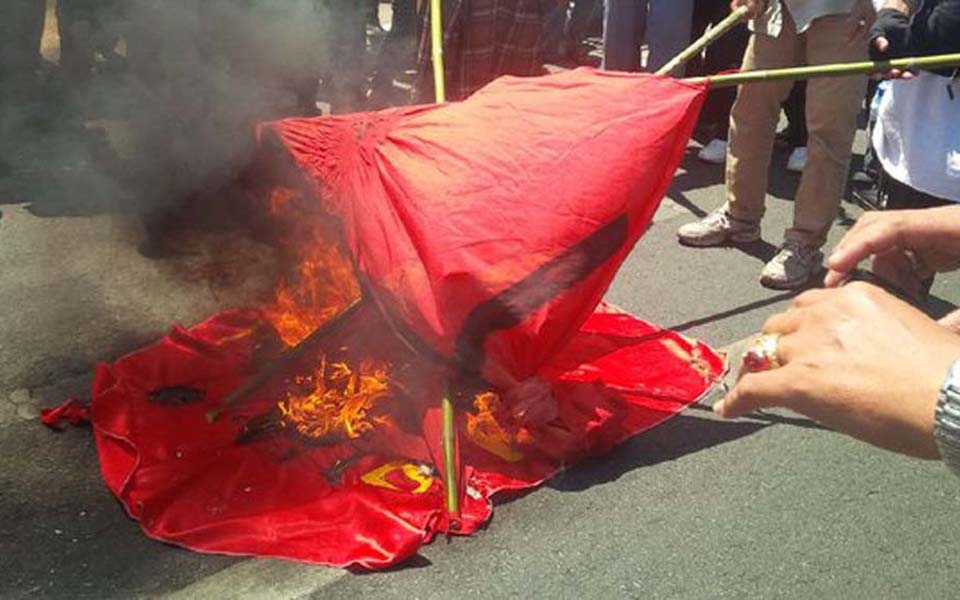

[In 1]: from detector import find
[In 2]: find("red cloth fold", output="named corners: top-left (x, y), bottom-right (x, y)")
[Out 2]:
top-left (260, 68), bottom-right (707, 388)
top-left (89, 304), bottom-right (723, 569)
top-left (41, 400), bottom-right (91, 430)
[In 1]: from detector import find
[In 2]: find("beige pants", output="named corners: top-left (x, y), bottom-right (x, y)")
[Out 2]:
top-left (725, 8), bottom-right (870, 247)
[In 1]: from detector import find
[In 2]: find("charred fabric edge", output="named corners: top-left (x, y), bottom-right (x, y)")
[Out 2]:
top-left (454, 215), bottom-right (629, 371)
top-left (259, 126), bottom-right (628, 389)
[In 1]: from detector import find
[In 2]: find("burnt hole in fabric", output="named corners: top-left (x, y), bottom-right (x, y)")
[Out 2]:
top-left (148, 386), bottom-right (206, 406)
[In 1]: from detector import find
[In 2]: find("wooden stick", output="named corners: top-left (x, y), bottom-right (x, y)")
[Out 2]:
top-left (685, 52), bottom-right (960, 87)
top-left (205, 298), bottom-right (364, 422)
top-left (655, 5), bottom-right (749, 77)
top-left (430, 0), bottom-right (460, 523)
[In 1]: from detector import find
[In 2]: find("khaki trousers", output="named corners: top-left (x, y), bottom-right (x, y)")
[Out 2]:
top-left (725, 8), bottom-right (869, 247)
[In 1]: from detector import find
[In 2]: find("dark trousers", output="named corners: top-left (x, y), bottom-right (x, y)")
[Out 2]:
top-left (861, 80), bottom-right (881, 178)
top-left (0, 0), bottom-right (45, 99)
top-left (544, 0), bottom-right (601, 57)
top-left (687, 0), bottom-right (748, 139)
top-left (371, 0), bottom-right (417, 98)
top-left (781, 81), bottom-right (808, 148)
top-left (602, 0), bottom-right (647, 71)
top-left (57, 0), bottom-right (122, 81)
top-left (321, 0), bottom-right (367, 112)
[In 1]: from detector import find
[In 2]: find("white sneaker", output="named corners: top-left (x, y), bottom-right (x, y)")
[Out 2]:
top-left (697, 138), bottom-right (728, 164)
top-left (759, 239), bottom-right (823, 290)
top-left (677, 205), bottom-right (761, 247)
top-left (787, 146), bottom-right (807, 173)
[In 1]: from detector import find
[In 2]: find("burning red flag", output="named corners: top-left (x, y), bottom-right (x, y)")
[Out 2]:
top-left (67, 68), bottom-right (724, 569)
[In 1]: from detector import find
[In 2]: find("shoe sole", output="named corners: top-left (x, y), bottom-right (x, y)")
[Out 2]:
top-left (760, 263), bottom-right (825, 290)
top-left (759, 274), bottom-right (809, 290)
top-left (678, 230), bottom-right (761, 248)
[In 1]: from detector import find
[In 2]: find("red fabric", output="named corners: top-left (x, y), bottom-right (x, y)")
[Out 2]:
top-left (41, 400), bottom-right (91, 430)
top-left (90, 304), bottom-right (723, 569)
top-left (261, 68), bottom-right (707, 389)
top-left (78, 69), bottom-right (721, 569)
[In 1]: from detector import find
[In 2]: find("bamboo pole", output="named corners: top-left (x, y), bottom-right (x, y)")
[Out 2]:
top-left (430, 0), bottom-right (446, 103)
top-left (655, 5), bottom-right (749, 77)
top-left (430, 0), bottom-right (461, 523)
top-left (686, 52), bottom-right (960, 87)
top-left (441, 384), bottom-right (460, 529)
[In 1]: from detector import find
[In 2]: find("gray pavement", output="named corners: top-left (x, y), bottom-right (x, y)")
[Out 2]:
top-left (3, 122), bottom-right (960, 599)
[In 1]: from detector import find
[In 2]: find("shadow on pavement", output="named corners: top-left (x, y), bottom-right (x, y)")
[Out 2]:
top-left (547, 413), bottom-right (767, 493)
top-left (664, 289), bottom-right (800, 334)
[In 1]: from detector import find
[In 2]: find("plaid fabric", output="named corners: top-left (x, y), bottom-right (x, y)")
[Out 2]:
top-left (415, 0), bottom-right (546, 102)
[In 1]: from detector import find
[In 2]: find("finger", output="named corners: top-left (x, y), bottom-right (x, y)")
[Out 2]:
top-left (875, 36), bottom-right (890, 53)
top-left (714, 366), bottom-right (799, 418)
top-left (761, 311), bottom-right (800, 336)
top-left (939, 309), bottom-right (960, 334)
top-left (827, 218), bottom-right (903, 275)
top-left (823, 267), bottom-right (847, 288)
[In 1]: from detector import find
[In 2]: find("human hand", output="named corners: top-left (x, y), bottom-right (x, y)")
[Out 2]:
top-left (940, 308), bottom-right (960, 334)
top-left (869, 0), bottom-right (918, 78)
top-left (871, 35), bottom-right (916, 79)
top-left (730, 0), bottom-right (766, 19)
top-left (824, 206), bottom-right (960, 290)
top-left (714, 283), bottom-right (960, 459)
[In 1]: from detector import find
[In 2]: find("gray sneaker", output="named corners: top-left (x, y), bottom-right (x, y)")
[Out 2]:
top-left (677, 206), bottom-right (761, 247)
top-left (760, 240), bottom-right (824, 290)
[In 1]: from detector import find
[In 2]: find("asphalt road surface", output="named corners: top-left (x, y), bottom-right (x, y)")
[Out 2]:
top-left (3, 114), bottom-right (960, 599)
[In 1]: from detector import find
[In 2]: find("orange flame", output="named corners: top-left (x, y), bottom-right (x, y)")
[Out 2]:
top-left (466, 391), bottom-right (524, 462)
top-left (278, 356), bottom-right (391, 440)
top-left (263, 187), bottom-right (361, 347)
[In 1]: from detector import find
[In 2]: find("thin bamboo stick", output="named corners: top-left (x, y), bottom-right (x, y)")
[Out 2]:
top-left (430, 0), bottom-right (446, 103)
top-left (655, 5), bottom-right (750, 77)
top-left (441, 387), bottom-right (460, 528)
top-left (430, 0), bottom-right (460, 523)
top-left (686, 52), bottom-right (960, 87)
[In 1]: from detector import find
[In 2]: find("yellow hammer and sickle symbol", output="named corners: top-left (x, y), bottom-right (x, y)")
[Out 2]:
top-left (361, 462), bottom-right (434, 494)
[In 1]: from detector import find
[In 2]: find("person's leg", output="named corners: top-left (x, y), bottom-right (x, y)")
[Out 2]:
top-left (785, 12), bottom-right (869, 248)
top-left (725, 23), bottom-right (800, 224)
top-left (57, 0), bottom-right (99, 83)
top-left (370, 0), bottom-right (417, 105)
top-left (0, 0), bottom-right (45, 99)
top-left (542, 0), bottom-right (568, 61)
top-left (700, 16), bottom-right (749, 139)
top-left (566, 0), bottom-right (598, 51)
top-left (323, 0), bottom-right (368, 112)
top-left (645, 0), bottom-right (692, 74)
top-left (781, 81), bottom-right (808, 147)
top-left (602, 0), bottom-right (645, 71)
top-left (679, 22), bottom-right (798, 245)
